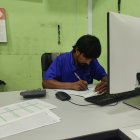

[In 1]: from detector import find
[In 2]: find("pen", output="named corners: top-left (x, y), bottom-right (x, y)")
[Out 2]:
top-left (74, 72), bottom-right (81, 80)
top-left (74, 72), bottom-right (88, 90)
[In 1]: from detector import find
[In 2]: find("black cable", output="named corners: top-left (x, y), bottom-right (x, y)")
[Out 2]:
top-left (69, 100), bottom-right (118, 106)
top-left (118, 0), bottom-right (121, 13)
top-left (105, 94), bottom-right (118, 106)
top-left (67, 92), bottom-right (119, 106)
top-left (68, 100), bottom-right (94, 106)
top-left (57, 25), bottom-right (61, 45)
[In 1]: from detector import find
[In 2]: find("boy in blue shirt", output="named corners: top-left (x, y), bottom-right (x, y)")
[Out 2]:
top-left (43, 35), bottom-right (107, 93)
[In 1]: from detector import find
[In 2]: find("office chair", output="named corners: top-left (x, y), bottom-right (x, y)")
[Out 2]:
top-left (41, 53), bottom-right (52, 79)
top-left (0, 80), bottom-right (6, 85)
top-left (41, 52), bottom-right (60, 79)
top-left (0, 80), bottom-right (6, 91)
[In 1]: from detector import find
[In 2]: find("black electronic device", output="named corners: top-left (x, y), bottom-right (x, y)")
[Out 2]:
top-left (20, 89), bottom-right (46, 98)
top-left (55, 91), bottom-right (71, 101)
top-left (85, 89), bottom-right (140, 106)
top-left (88, 12), bottom-right (140, 106)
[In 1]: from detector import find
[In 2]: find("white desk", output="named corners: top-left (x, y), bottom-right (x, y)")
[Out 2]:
top-left (0, 90), bottom-right (140, 140)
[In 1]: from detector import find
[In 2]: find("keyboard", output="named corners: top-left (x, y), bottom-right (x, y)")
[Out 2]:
top-left (85, 89), bottom-right (140, 106)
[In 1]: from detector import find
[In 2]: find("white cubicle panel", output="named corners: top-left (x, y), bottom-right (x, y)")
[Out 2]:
top-left (108, 12), bottom-right (140, 94)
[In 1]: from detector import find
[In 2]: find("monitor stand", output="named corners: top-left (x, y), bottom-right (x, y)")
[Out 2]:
top-left (123, 96), bottom-right (140, 110)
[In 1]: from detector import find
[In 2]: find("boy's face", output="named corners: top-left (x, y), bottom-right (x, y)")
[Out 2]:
top-left (75, 50), bottom-right (93, 67)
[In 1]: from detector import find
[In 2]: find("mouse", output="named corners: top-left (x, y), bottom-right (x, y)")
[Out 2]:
top-left (55, 91), bottom-right (71, 101)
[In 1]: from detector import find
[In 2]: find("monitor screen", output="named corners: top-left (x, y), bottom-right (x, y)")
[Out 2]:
top-left (107, 12), bottom-right (140, 94)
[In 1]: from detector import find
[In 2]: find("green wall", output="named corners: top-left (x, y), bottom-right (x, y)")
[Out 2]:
top-left (93, 0), bottom-right (140, 70)
top-left (0, 0), bottom-right (87, 91)
top-left (1, 0), bottom-right (140, 91)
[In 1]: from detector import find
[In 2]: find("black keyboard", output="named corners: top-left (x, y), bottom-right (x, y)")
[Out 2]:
top-left (85, 89), bottom-right (140, 106)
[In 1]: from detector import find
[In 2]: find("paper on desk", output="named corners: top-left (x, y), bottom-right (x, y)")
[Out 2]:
top-left (0, 109), bottom-right (60, 139)
top-left (0, 99), bottom-right (56, 126)
top-left (131, 129), bottom-right (140, 138)
top-left (57, 84), bottom-right (98, 98)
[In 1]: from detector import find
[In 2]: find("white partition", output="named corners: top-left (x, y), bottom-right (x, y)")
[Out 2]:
top-left (108, 12), bottom-right (140, 94)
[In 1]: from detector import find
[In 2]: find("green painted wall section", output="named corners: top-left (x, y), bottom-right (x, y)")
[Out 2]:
top-left (93, 0), bottom-right (140, 71)
top-left (1, 0), bottom-right (140, 91)
top-left (0, 0), bottom-right (87, 91)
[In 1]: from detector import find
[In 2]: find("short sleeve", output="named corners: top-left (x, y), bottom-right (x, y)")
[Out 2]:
top-left (92, 59), bottom-right (107, 81)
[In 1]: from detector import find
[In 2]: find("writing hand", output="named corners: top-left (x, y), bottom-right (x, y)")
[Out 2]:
top-left (71, 80), bottom-right (88, 91)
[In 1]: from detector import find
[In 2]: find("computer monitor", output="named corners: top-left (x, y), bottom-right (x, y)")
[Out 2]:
top-left (107, 12), bottom-right (140, 94)
top-left (85, 12), bottom-right (140, 106)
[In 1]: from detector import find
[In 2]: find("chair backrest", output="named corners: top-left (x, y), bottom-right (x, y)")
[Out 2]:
top-left (41, 53), bottom-right (60, 79)
top-left (41, 53), bottom-right (52, 79)
top-left (0, 80), bottom-right (6, 85)
top-left (0, 80), bottom-right (6, 92)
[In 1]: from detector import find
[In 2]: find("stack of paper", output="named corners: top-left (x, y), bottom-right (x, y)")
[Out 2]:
top-left (0, 99), bottom-right (60, 138)
top-left (57, 84), bottom-right (98, 98)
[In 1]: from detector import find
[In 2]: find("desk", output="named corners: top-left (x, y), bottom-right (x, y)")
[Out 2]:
top-left (0, 90), bottom-right (140, 140)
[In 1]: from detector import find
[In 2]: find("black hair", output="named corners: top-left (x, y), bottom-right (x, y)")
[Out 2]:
top-left (73, 35), bottom-right (101, 58)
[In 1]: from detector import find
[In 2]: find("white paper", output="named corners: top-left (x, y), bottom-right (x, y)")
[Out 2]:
top-left (131, 129), bottom-right (140, 138)
top-left (0, 110), bottom-right (60, 139)
top-left (0, 99), bottom-right (56, 126)
top-left (56, 84), bottom-right (98, 98)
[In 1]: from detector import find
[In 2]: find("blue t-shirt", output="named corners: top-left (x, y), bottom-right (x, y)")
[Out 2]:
top-left (43, 51), bottom-right (107, 84)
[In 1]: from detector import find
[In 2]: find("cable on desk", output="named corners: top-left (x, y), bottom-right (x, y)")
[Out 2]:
top-left (68, 100), bottom-right (94, 106)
